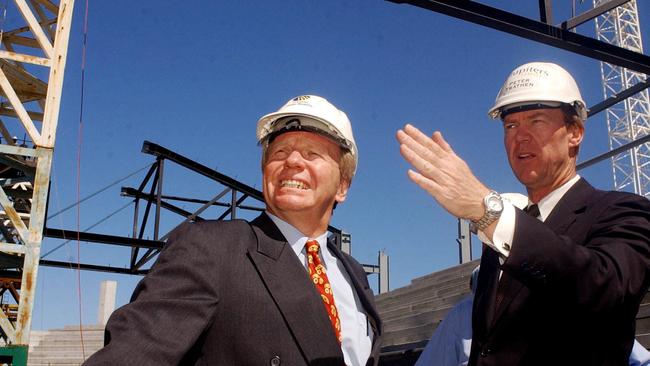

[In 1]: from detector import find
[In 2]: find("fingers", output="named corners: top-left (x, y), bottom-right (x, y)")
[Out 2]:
top-left (399, 143), bottom-right (441, 181)
top-left (396, 130), bottom-right (432, 164)
top-left (431, 131), bottom-right (453, 153)
top-left (397, 123), bottom-right (488, 220)
top-left (407, 169), bottom-right (441, 198)
top-left (396, 129), bottom-right (440, 170)
top-left (400, 124), bottom-right (446, 158)
top-left (397, 124), bottom-right (456, 176)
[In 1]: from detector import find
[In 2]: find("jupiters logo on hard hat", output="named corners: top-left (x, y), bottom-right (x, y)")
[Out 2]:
top-left (488, 62), bottom-right (588, 121)
top-left (287, 95), bottom-right (313, 107)
top-left (500, 65), bottom-right (550, 95)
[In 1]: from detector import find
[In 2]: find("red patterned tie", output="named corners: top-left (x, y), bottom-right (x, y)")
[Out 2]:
top-left (305, 239), bottom-right (342, 343)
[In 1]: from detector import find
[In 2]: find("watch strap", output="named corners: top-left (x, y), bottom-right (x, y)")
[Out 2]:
top-left (470, 191), bottom-right (503, 233)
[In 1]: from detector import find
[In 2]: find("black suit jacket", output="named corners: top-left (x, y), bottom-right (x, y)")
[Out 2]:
top-left (83, 213), bottom-right (382, 366)
top-left (470, 179), bottom-right (650, 366)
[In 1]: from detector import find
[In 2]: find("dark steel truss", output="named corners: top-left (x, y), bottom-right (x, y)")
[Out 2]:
top-left (41, 141), bottom-right (349, 275)
top-left (387, 0), bottom-right (650, 74)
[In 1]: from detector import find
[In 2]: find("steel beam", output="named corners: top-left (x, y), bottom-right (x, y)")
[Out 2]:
top-left (386, 0), bottom-right (650, 75)
top-left (561, 0), bottom-right (631, 30)
top-left (43, 228), bottom-right (164, 249)
top-left (217, 194), bottom-right (249, 221)
top-left (121, 187), bottom-right (206, 221)
top-left (577, 133), bottom-right (650, 171)
top-left (588, 79), bottom-right (650, 117)
top-left (538, 0), bottom-right (553, 24)
top-left (120, 189), bottom-right (264, 212)
top-left (39, 260), bottom-right (148, 275)
top-left (142, 141), bottom-right (264, 200)
top-left (457, 219), bottom-right (472, 264)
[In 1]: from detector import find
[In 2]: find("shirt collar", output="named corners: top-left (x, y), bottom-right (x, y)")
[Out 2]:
top-left (533, 174), bottom-right (580, 221)
top-left (265, 211), bottom-right (329, 260)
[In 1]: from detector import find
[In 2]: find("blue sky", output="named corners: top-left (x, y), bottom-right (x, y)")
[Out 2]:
top-left (31, 1), bottom-right (650, 330)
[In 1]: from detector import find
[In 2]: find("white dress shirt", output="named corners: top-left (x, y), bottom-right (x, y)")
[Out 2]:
top-left (267, 212), bottom-right (373, 366)
top-left (414, 294), bottom-right (473, 366)
top-left (478, 174), bottom-right (581, 258)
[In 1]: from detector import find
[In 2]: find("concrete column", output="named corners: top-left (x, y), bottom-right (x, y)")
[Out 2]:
top-left (97, 281), bottom-right (117, 326)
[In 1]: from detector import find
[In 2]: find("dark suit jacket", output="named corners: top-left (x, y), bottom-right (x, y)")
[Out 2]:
top-left (470, 178), bottom-right (650, 366)
top-left (83, 213), bottom-right (382, 366)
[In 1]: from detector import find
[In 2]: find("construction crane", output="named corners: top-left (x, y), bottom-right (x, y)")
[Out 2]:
top-left (594, 0), bottom-right (650, 198)
top-left (0, 0), bottom-right (74, 364)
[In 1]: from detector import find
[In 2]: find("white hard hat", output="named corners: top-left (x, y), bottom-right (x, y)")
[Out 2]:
top-left (257, 95), bottom-right (358, 173)
top-left (488, 62), bottom-right (588, 121)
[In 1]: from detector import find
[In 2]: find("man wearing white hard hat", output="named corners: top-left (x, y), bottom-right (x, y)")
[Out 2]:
top-left (85, 95), bottom-right (382, 366)
top-left (397, 62), bottom-right (650, 365)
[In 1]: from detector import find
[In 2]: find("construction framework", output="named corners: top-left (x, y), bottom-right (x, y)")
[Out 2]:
top-left (0, 0), bottom-right (74, 362)
top-left (42, 141), bottom-right (391, 293)
top-left (594, 0), bottom-right (649, 198)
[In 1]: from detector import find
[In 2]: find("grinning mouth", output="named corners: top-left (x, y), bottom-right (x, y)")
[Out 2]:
top-left (281, 180), bottom-right (309, 190)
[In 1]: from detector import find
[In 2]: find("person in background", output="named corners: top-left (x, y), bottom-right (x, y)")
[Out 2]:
top-left (630, 341), bottom-right (650, 366)
top-left (84, 95), bottom-right (382, 366)
top-left (415, 265), bottom-right (480, 366)
top-left (397, 61), bottom-right (650, 365)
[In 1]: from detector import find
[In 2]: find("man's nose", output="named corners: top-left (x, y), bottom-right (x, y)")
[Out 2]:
top-left (515, 126), bottom-right (532, 142)
top-left (285, 150), bottom-right (304, 167)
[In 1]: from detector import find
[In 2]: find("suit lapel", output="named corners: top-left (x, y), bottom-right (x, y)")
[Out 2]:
top-left (327, 239), bottom-right (383, 364)
top-left (247, 214), bottom-right (342, 362)
top-left (544, 178), bottom-right (592, 233)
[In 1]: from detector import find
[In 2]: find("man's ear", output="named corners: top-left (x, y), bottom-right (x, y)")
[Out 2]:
top-left (567, 122), bottom-right (584, 148)
top-left (335, 179), bottom-right (350, 204)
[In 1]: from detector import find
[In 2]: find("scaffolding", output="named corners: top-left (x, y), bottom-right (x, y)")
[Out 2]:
top-left (594, 0), bottom-right (650, 198)
top-left (0, 0), bottom-right (74, 363)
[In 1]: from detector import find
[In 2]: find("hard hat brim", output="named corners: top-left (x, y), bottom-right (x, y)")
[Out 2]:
top-left (260, 115), bottom-right (354, 153)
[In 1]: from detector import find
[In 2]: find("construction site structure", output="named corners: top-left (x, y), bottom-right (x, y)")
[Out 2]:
top-left (0, 0), bottom-right (74, 364)
top-left (594, 0), bottom-right (650, 198)
top-left (42, 140), bottom-right (391, 294)
top-left (0, 1), bottom-right (641, 365)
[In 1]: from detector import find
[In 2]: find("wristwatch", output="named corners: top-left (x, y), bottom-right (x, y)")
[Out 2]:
top-left (470, 190), bottom-right (504, 234)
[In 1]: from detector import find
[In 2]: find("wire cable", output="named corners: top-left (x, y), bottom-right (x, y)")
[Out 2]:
top-left (47, 162), bottom-right (152, 220)
top-left (41, 200), bottom-right (133, 259)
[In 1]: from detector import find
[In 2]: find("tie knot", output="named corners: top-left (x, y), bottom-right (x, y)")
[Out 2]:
top-left (305, 240), bottom-right (320, 254)
top-left (524, 204), bottom-right (540, 218)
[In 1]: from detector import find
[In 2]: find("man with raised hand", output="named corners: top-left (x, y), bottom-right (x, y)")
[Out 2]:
top-left (397, 62), bottom-right (650, 365)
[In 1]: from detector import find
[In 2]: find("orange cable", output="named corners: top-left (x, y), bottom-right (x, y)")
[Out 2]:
top-left (76, 0), bottom-right (90, 360)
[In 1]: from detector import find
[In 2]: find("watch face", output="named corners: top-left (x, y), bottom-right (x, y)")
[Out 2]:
top-left (487, 195), bottom-right (503, 211)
